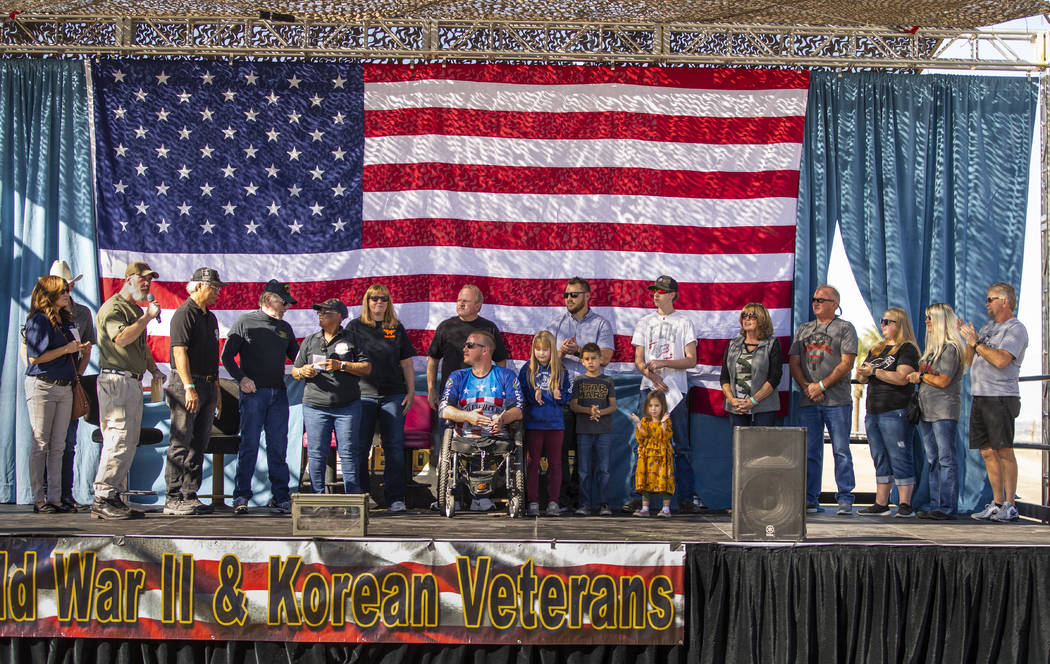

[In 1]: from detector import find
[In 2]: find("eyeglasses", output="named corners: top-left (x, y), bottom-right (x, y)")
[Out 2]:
top-left (317, 309), bottom-right (337, 316)
top-left (463, 341), bottom-right (488, 349)
top-left (986, 296), bottom-right (1005, 304)
top-left (59, 287), bottom-right (69, 294)
top-left (563, 291), bottom-right (584, 299)
top-left (740, 312), bottom-right (758, 319)
top-left (369, 295), bottom-right (390, 302)
top-left (880, 318), bottom-right (897, 326)
top-left (811, 297), bottom-right (834, 304)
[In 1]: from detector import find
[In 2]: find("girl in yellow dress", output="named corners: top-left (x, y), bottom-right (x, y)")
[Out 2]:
top-left (629, 391), bottom-right (675, 517)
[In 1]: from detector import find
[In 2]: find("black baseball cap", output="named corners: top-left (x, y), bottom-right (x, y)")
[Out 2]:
top-left (312, 298), bottom-right (348, 319)
top-left (264, 279), bottom-right (297, 305)
top-left (190, 267), bottom-right (228, 288)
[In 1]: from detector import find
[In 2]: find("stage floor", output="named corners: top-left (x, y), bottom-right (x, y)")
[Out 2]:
top-left (3, 504), bottom-right (1049, 546)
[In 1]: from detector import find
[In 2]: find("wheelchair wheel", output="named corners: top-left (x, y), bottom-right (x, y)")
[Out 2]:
top-left (506, 443), bottom-right (525, 518)
top-left (437, 428), bottom-right (456, 518)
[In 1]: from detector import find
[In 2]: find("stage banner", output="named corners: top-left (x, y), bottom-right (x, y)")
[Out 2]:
top-left (0, 536), bottom-right (684, 645)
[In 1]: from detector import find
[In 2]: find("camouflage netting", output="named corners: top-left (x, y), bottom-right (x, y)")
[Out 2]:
top-left (6, 0), bottom-right (1049, 28)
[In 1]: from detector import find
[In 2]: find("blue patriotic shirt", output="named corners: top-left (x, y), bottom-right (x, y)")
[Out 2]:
top-left (440, 366), bottom-right (524, 438)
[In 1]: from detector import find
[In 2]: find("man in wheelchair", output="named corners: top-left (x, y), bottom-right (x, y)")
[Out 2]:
top-left (437, 331), bottom-right (525, 516)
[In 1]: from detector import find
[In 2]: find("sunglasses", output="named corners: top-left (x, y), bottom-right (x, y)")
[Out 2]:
top-left (463, 341), bottom-right (488, 349)
top-left (811, 297), bottom-right (834, 304)
top-left (317, 309), bottom-right (338, 316)
top-left (986, 296), bottom-right (1004, 304)
top-left (652, 289), bottom-right (671, 295)
top-left (741, 312), bottom-right (758, 319)
top-left (880, 318), bottom-right (897, 326)
top-left (563, 291), bottom-right (584, 299)
top-left (369, 295), bottom-right (389, 302)
top-left (925, 315), bottom-right (932, 321)
top-left (59, 287), bottom-right (69, 294)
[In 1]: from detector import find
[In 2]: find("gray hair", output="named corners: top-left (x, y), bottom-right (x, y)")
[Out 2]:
top-left (186, 281), bottom-right (205, 295)
top-left (259, 291), bottom-right (285, 309)
top-left (815, 284), bottom-right (841, 302)
top-left (989, 282), bottom-right (1017, 311)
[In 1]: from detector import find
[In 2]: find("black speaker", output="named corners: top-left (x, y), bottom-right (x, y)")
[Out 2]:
top-left (732, 426), bottom-right (806, 542)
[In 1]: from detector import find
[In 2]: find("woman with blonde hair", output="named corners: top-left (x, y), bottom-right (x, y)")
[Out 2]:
top-left (856, 307), bottom-right (921, 517)
top-left (905, 303), bottom-right (969, 520)
top-left (23, 275), bottom-right (90, 513)
top-left (348, 284), bottom-right (417, 512)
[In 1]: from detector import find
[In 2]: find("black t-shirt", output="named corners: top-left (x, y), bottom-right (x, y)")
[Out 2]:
top-left (572, 374), bottom-right (614, 435)
top-left (348, 318), bottom-right (416, 398)
top-left (427, 315), bottom-right (508, 388)
top-left (221, 310), bottom-right (299, 389)
top-left (864, 343), bottom-right (920, 414)
top-left (294, 326), bottom-right (369, 408)
top-left (169, 298), bottom-right (219, 377)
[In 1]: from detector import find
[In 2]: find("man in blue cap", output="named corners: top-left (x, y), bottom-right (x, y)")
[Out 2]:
top-left (222, 280), bottom-right (300, 514)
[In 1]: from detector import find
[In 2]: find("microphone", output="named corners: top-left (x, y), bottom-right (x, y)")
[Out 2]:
top-left (146, 293), bottom-right (162, 323)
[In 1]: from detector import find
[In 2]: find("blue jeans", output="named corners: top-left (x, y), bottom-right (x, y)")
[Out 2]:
top-left (303, 400), bottom-right (362, 494)
top-left (799, 404), bottom-right (855, 506)
top-left (357, 395), bottom-right (407, 504)
top-left (624, 390), bottom-right (695, 505)
top-left (234, 387), bottom-right (291, 503)
top-left (919, 419), bottom-right (959, 516)
top-left (864, 409), bottom-right (915, 486)
top-left (577, 433), bottom-right (612, 509)
top-left (729, 411), bottom-right (777, 429)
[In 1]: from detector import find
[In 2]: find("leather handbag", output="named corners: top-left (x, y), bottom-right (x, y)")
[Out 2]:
top-left (905, 386), bottom-right (922, 426)
top-left (71, 376), bottom-right (89, 420)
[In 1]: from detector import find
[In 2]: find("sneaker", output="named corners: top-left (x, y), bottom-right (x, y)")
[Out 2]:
top-left (527, 502), bottom-right (541, 517)
top-left (163, 498), bottom-right (195, 516)
top-left (806, 504), bottom-right (825, 514)
top-left (991, 502), bottom-right (1019, 522)
top-left (388, 501), bottom-right (407, 513)
top-left (622, 499), bottom-right (641, 513)
top-left (431, 500), bottom-right (463, 512)
top-left (971, 502), bottom-right (1001, 520)
top-left (857, 503), bottom-right (891, 516)
top-left (678, 501), bottom-right (698, 514)
top-left (233, 497), bottom-right (249, 515)
top-left (693, 496), bottom-right (707, 510)
top-left (657, 508), bottom-right (671, 518)
top-left (90, 497), bottom-right (133, 520)
top-left (930, 510), bottom-right (955, 520)
top-left (633, 507), bottom-right (650, 517)
top-left (268, 498), bottom-right (292, 514)
top-left (836, 501), bottom-right (853, 516)
top-left (574, 506), bottom-right (591, 516)
top-left (894, 503), bottom-right (916, 518)
top-left (599, 504), bottom-right (612, 516)
top-left (470, 498), bottom-right (495, 512)
top-left (545, 501), bottom-right (561, 517)
top-left (184, 494), bottom-right (213, 515)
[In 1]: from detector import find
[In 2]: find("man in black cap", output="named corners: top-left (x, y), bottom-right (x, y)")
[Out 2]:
top-left (164, 267), bottom-right (226, 516)
top-left (222, 280), bottom-right (300, 514)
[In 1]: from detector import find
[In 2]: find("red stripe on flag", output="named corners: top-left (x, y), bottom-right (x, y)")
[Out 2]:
top-left (362, 219), bottom-right (796, 254)
top-left (364, 163), bottom-right (801, 198)
top-left (364, 63), bottom-right (810, 90)
top-left (101, 277), bottom-right (795, 312)
top-left (366, 108), bottom-right (805, 144)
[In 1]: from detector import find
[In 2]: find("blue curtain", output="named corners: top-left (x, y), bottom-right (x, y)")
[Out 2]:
top-left (0, 60), bottom-right (98, 504)
top-left (796, 71), bottom-right (1037, 512)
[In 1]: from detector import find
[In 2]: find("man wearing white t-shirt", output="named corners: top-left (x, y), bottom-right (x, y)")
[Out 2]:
top-left (625, 275), bottom-right (702, 513)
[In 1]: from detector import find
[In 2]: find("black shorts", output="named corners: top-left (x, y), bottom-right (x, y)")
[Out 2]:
top-left (969, 395), bottom-right (1021, 450)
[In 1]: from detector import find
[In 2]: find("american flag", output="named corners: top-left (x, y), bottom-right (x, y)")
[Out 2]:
top-left (92, 60), bottom-right (808, 415)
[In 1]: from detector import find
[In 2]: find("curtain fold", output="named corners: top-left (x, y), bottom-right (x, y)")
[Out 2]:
top-left (795, 71), bottom-right (1037, 512)
top-left (0, 60), bottom-right (97, 504)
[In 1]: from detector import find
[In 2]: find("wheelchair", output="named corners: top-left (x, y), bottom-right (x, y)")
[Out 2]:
top-left (436, 420), bottom-right (526, 518)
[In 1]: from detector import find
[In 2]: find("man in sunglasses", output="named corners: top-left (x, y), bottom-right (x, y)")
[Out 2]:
top-left (789, 284), bottom-right (858, 515)
top-left (958, 282), bottom-right (1028, 523)
top-left (545, 277), bottom-right (614, 512)
top-left (222, 280), bottom-right (300, 515)
top-left (627, 275), bottom-right (702, 514)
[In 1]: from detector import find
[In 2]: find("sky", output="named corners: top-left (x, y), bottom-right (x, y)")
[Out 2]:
top-left (826, 15), bottom-right (1047, 437)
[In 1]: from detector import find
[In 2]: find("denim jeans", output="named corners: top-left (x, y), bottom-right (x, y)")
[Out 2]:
top-left (234, 387), bottom-right (291, 503)
top-left (728, 411), bottom-right (777, 429)
top-left (624, 389), bottom-right (695, 505)
top-left (577, 432), bottom-right (612, 510)
top-left (357, 395), bottom-right (406, 504)
top-left (799, 403), bottom-right (855, 506)
top-left (303, 400), bottom-right (362, 494)
top-left (919, 419), bottom-right (959, 516)
top-left (864, 409), bottom-right (915, 486)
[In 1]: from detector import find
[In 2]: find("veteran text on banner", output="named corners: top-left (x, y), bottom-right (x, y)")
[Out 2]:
top-left (91, 60), bottom-right (808, 415)
top-left (0, 537), bottom-right (684, 644)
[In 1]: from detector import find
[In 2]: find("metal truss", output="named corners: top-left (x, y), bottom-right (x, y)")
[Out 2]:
top-left (0, 15), bottom-right (1046, 70)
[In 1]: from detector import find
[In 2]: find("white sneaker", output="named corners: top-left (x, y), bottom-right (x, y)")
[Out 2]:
top-left (991, 502), bottom-right (1019, 522)
top-left (527, 502), bottom-right (540, 517)
top-left (545, 501), bottom-right (561, 517)
top-left (971, 502), bottom-right (1001, 520)
top-left (388, 501), bottom-right (407, 513)
top-left (836, 501), bottom-right (853, 516)
top-left (470, 498), bottom-right (495, 512)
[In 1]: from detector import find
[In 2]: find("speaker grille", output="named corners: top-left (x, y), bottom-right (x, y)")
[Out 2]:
top-left (732, 427), bottom-right (806, 541)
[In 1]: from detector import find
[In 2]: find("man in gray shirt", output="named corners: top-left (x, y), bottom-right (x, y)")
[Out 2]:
top-left (959, 281), bottom-right (1028, 522)
top-left (789, 284), bottom-right (858, 515)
